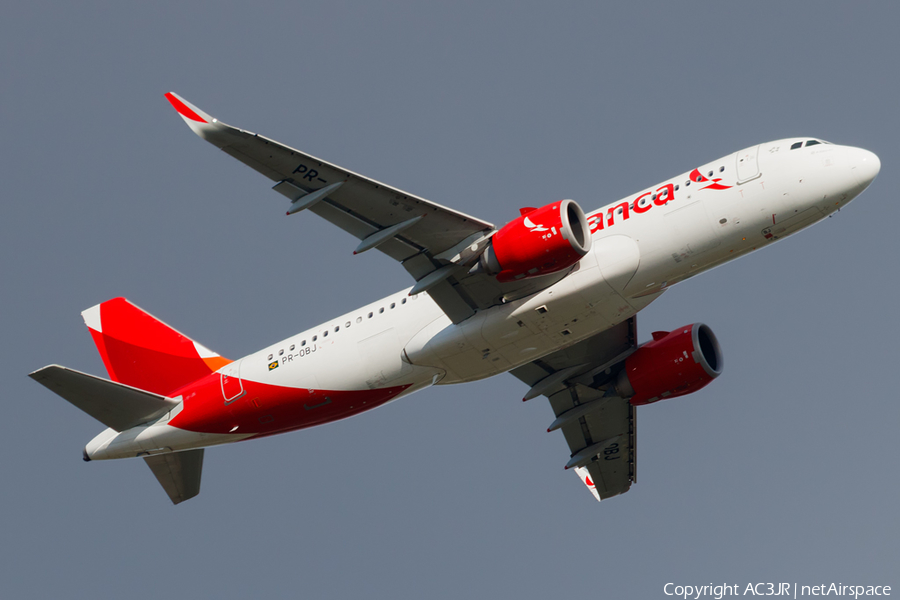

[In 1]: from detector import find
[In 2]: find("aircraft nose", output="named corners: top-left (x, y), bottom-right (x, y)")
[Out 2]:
top-left (850, 147), bottom-right (881, 189)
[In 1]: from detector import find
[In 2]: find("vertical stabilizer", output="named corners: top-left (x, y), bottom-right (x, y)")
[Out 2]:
top-left (83, 298), bottom-right (230, 396)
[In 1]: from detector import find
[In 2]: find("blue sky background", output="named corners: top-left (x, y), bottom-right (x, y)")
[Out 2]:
top-left (2, 2), bottom-right (897, 598)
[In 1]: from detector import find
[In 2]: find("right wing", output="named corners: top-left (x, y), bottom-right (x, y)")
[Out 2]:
top-left (165, 92), bottom-right (574, 323)
top-left (511, 318), bottom-right (638, 501)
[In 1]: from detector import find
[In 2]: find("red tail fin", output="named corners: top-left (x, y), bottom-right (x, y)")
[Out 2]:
top-left (82, 298), bottom-right (230, 396)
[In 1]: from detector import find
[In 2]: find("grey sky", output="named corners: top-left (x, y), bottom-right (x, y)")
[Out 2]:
top-left (2, 2), bottom-right (897, 598)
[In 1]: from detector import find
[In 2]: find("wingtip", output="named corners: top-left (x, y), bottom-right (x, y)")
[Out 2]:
top-left (164, 92), bottom-right (210, 124)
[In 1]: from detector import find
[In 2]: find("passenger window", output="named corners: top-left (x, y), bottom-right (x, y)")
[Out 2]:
top-left (312, 335), bottom-right (317, 342)
top-left (806, 140), bottom-right (820, 147)
top-left (390, 303), bottom-right (396, 309)
top-left (356, 317), bottom-right (362, 323)
top-left (279, 349), bottom-right (284, 356)
top-left (401, 298), bottom-right (407, 304)
top-left (791, 141), bottom-right (803, 150)
top-left (267, 354), bottom-right (273, 361)
top-left (289, 345), bottom-right (295, 351)
top-left (323, 331), bottom-right (328, 337)
top-left (301, 340), bottom-right (306, 347)
top-left (719, 166), bottom-right (725, 172)
top-left (379, 307), bottom-right (384, 314)
top-left (368, 312), bottom-right (373, 318)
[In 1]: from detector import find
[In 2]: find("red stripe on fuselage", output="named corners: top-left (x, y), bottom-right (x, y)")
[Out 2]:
top-left (167, 372), bottom-right (411, 437)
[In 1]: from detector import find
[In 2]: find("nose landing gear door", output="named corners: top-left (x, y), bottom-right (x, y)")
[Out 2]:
top-left (221, 360), bottom-right (244, 403)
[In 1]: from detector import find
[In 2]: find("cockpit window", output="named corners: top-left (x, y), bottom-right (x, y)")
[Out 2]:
top-left (791, 141), bottom-right (803, 150)
top-left (806, 140), bottom-right (821, 147)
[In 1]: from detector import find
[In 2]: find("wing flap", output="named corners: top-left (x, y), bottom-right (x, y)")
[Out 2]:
top-left (144, 449), bottom-right (204, 505)
top-left (29, 365), bottom-right (179, 432)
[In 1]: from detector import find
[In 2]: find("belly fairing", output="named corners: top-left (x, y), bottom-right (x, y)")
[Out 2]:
top-left (404, 245), bottom-right (641, 383)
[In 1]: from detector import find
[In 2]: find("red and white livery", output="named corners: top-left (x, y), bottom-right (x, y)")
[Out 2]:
top-left (30, 93), bottom-right (880, 504)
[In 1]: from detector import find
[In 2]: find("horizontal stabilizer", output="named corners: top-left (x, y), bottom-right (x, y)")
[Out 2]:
top-left (144, 449), bottom-right (204, 505)
top-left (29, 365), bottom-right (179, 432)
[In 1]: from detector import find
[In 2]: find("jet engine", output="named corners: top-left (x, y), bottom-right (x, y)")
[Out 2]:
top-left (615, 323), bottom-right (723, 406)
top-left (477, 199), bottom-right (592, 283)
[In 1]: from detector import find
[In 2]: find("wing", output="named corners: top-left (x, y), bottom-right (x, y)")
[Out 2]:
top-left (165, 92), bottom-right (573, 323)
top-left (511, 318), bottom-right (638, 501)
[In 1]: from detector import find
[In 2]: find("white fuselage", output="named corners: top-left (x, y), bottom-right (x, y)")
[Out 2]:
top-left (85, 139), bottom-right (879, 460)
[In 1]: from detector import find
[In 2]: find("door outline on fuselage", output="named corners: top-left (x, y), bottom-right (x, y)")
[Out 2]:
top-left (221, 360), bottom-right (245, 404)
top-left (736, 145), bottom-right (762, 184)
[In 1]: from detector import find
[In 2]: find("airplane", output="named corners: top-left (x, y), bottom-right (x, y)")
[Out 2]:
top-left (30, 92), bottom-right (881, 504)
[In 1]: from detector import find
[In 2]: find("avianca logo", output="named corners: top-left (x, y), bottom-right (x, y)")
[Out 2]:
top-left (587, 168), bottom-right (732, 233)
top-left (524, 216), bottom-right (549, 233)
top-left (689, 168), bottom-right (732, 191)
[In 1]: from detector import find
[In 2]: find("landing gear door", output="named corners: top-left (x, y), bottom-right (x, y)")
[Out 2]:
top-left (735, 145), bottom-right (761, 184)
top-left (221, 360), bottom-right (244, 403)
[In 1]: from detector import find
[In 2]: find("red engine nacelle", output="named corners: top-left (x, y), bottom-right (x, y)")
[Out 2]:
top-left (615, 323), bottom-right (723, 406)
top-left (478, 199), bottom-right (592, 283)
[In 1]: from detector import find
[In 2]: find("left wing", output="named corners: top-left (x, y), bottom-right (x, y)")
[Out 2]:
top-left (165, 92), bottom-right (573, 323)
top-left (511, 318), bottom-right (638, 501)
